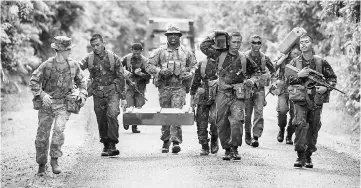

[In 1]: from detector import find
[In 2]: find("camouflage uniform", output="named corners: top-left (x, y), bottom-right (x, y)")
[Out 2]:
top-left (200, 35), bottom-right (259, 151)
top-left (274, 56), bottom-right (295, 141)
top-left (190, 58), bottom-right (218, 151)
top-left (30, 57), bottom-right (87, 165)
top-left (287, 55), bottom-right (337, 154)
top-left (244, 51), bottom-right (275, 140)
top-left (146, 44), bottom-right (197, 144)
top-left (122, 53), bottom-right (151, 108)
top-left (80, 49), bottom-right (126, 145)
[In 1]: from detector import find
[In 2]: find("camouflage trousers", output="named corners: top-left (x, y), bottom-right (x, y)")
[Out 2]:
top-left (216, 90), bottom-right (245, 149)
top-left (196, 103), bottom-right (218, 145)
top-left (93, 92), bottom-right (121, 144)
top-left (293, 103), bottom-right (323, 153)
top-left (245, 89), bottom-right (265, 138)
top-left (35, 103), bottom-right (71, 164)
top-left (126, 83), bottom-right (146, 108)
top-left (158, 87), bottom-right (186, 144)
top-left (277, 93), bottom-right (295, 135)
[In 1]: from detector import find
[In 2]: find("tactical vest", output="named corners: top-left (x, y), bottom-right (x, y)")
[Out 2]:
top-left (296, 55), bottom-right (323, 74)
top-left (160, 45), bottom-right (187, 76)
top-left (125, 54), bottom-right (147, 72)
top-left (245, 50), bottom-right (266, 72)
top-left (88, 50), bottom-right (115, 72)
top-left (218, 51), bottom-right (247, 74)
top-left (42, 57), bottom-right (76, 89)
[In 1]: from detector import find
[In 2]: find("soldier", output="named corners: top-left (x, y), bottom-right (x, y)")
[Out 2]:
top-left (80, 34), bottom-right (127, 157)
top-left (244, 35), bottom-right (276, 147)
top-left (29, 36), bottom-right (87, 176)
top-left (190, 57), bottom-right (219, 155)
top-left (145, 24), bottom-right (197, 154)
top-left (121, 43), bottom-right (151, 133)
top-left (273, 44), bottom-right (301, 144)
top-left (200, 31), bottom-right (260, 160)
top-left (286, 35), bottom-right (337, 168)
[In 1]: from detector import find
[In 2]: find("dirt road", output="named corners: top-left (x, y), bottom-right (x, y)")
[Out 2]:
top-left (1, 84), bottom-right (360, 188)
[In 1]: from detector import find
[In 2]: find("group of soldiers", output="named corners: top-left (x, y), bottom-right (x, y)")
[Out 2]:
top-left (29, 24), bottom-right (337, 176)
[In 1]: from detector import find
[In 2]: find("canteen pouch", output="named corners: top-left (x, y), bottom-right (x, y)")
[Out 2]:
top-left (65, 95), bottom-right (80, 114)
top-left (233, 83), bottom-right (251, 100)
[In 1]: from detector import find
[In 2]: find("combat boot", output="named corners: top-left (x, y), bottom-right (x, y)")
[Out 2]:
top-left (50, 158), bottom-right (61, 174)
top-left (210, 137), bottom-right (219, 154)
top-left (37, 164), bottom-right (46, 176)
top-left (132, 125), bottom-right (140, 133)
top-left (200, 144), bottom-right (210, 156)
top-left (294, 151), bottom-right (306, 168)
top-left (305, 151), bottom-right (313, 168)
top-left (162, 140), bottom-right (171, 153)
top-left (101, 142), bottom-right (110, 156)
top-left (251, 136), bottom-right (259, 148)
top-left (222, 148), bottom-right (233, 161)
top-left (277, 128), bottom-right (285, 142)
top-left (107, 142), bottom-right (120, 156)
top-left (123, 124), bottom-right (129, 130)
top-left (285, 135), bottom-right (293, 145)
top-left (231, 146), bottom-right (241, 160)
top-left (171, 142), bottom-right (181, 154)
top-left (245, 132), bottom-right (252, 145)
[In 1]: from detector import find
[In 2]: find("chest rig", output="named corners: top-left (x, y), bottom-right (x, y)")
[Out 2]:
top-left (160, 45), bottom-right (187, 76)
top-left (87, 50), bottom-right (116, 85)
top-left (42, 57), bottom-right (76, 91)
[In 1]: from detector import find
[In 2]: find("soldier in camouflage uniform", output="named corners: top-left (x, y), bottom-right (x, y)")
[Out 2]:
top-left (286, 35), bottom-right (337, 168)
top-left (80, 34), bottom-right (127, 157)
top-left (121, 43), bottom-right (151, 133)
top-left (200, 31), bottom-right (260, 160)
top-left (244, 35), bottom-right (276, 148)
top-left (273, 44), bottom-right (301, 144)
top-left (29, 36), bottom-right (87, 176)
top-left (145, 24), bottom-right (197, 154)
top-left (190, 57), bottom-right (219, 155)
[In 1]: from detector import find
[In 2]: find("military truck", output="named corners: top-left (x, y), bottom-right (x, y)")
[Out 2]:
top-left (143, 17), bottom-right (195, 56)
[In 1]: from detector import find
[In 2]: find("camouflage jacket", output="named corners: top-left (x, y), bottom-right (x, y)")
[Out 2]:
top-left (145, 43), bottom-right (197, 89)
top-left (80, 49), bottom-right (126, 99)
top-left (200, 35), bottom-right (260, 91)
top-left (274, 56), bottom-right (293, 81)
top-left (29, 57), bottom-right (87, 99)
top-left (121, 53), bottom-right (151, 85)
top-left (190, 57), bottom-right (217, 94)
top-left (287, 55), bottom-right (337, 88)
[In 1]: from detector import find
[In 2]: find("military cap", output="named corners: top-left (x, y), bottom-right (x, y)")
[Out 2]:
top-left (51, 36), bottom-right (75, 51)
top-left (164, 24), bottom-right (183, 36)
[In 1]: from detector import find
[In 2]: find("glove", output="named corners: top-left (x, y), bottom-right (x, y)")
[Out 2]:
top-left (297, 68), bottom-right (310, 78)
top-left (316, 86), bottom-right (328, 94)
top-left (180, 72), bottom-right (193, 80)
top-left (121, 99), bottom-right (127, 111)
top-left (244, 79), bottom-right (254, 88)
top-left (42, 94), bottom-right (52, 107)
top-left (159, 68), bottom-right (173, 76)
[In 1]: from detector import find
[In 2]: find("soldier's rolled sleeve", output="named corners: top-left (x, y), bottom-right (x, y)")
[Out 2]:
top-left (115, 55), bottom-right (127, 100)
top-left (186, 51), bottom-right (198, 74)
top-left (200, 35), bottom-right (221, 60)
top-left (145, 49), bottom-right (161, 76)
top-left (322, 60), bottom-right (337, 85)
top-left (190, 64), bottom-right (202, 95)
top-left (29, 63), bottom-right (48, 99)
top-left (74, 63), bottom-right (87, 98)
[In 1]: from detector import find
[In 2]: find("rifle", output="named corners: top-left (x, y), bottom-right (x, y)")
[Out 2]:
top-left (125, 76), bottom-right (148, 101)
top-left (285, 64), bottom-right (345, 95)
